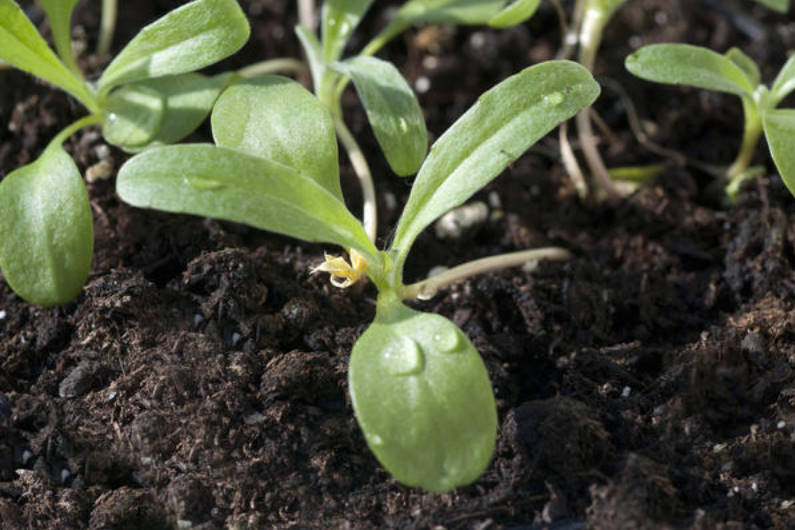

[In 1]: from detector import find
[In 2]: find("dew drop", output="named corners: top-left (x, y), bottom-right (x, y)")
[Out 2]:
top-left (433, 328), bottom-right (462, 353)
top-left (398, 117), bottom-right (409, 133)
top-left (382, 336), bottom-right (424, 376)
top-left (543, 91), bottom-right (564, 106)
top-left (186, 176), bottom-right (226, 191)
top-left (416, 285), bottom-right (437, 301)
top-left (367, 434), bottom-right (384, 447)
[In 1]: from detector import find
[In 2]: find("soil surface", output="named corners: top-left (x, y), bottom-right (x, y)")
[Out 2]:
top-left (2, 0), bottom-right (795, 528)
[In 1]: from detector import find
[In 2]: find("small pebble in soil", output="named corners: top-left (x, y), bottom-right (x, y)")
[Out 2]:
top-left (415, 76), bottom-right (431, 93)
top-left (0, 309), bottom-right (6, 319)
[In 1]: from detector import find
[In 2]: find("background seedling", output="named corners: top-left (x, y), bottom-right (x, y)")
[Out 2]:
top-left (0, 0), bottom-right (250, 305)
top-left (115, 61), bottom-right (600, 492)
top-left (626, 43), bottom-right (795, 200)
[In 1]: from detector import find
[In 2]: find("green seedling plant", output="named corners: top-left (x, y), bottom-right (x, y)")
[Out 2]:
top-left (291, 0), bottom-right (544, 242)
top-left (115, 60), bottom-right (600, 491)
top-left (0, 0), bottom-right (250, 305)
top-left (752, 0), bottom-right (790, 12)
top-left (626, 43), bottom-right (795, 200)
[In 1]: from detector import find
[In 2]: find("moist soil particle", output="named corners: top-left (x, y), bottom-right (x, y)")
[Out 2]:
top-left (2, 0), bottom-right (795, 528)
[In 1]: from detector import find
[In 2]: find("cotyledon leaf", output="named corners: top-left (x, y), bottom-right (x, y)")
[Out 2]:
top-left (211, 75), bottom-right (343, 199)
top-left (349, 295), bottom-right (497, 493)
top-left (725, 47), bottom-right (761, 88)
top-left (330, 56), bottom-right (428, 177)
top-left (0, 0), bottom-right (95, 109)
top-left (0, 141), bottom-right (93, 306)
top-left (390, 60), bottom-right (600, 260)
top-left (763, 109), bottom-right (795, 197)
top-left (116, 144), bottom-right (376, 261)
top-left (625, 43), bottom-right (755, 97)
top-left (771, 53), bottom-right (795, 107)
top-left (102, 83), bottom-right (166, 148)
top-left (98, 0), bottom-right (249, 92)
top-left (488, 0), bottom-right (541, 28)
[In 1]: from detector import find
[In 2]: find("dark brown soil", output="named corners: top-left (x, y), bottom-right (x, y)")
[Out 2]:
top-left (2, 0), bottom-right (795, 528)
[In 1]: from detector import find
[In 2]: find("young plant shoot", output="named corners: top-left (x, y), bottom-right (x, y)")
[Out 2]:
top-left (0, 0), bottom-right (250, 305)
top-left (292, 0), bottom-right (543, 242)
top-left (116, 61), bottom-right (600, 492)
top-left (626, 44), bottom-right (795, 200)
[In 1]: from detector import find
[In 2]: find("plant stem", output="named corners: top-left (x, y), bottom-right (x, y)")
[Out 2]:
top-left (49, 114), bottom-right (102, 147)
top-left (401, 247), bottom-right (573, 300)
top-left (298, 0), bottom-right (317, 32)
top-left (237, 58), bottom-right (307, 78)
top-left (97, 0), bottom-right (118, 57)
top-left (334, 116), bottom-right (378, 243)
top-left (575, 2), bottom-right (622, 200)
top-left (726, 97), bottom-right (763, 185)
top-left (559, 122), bottom-right (589, 198)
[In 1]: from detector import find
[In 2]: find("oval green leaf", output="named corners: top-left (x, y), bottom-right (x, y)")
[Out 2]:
top-left (0, 143), bottom-right (93, 305)
top-left (331, 56), bottom-right (428, 176)
top-left (753, 0), bottom-right (789, 13)
top-left (102, 83), bottom-right (165, 148)
top-left (625, 43), bottom-right (755, 97)
top-left (772, 53), bottom-right (795, 107)
top-left (488, 0), bottom-right (541, 28)
top-left (391, 60), bottom-right (600, 258)
top-left (116, 144), bottom-right (376, 261)
top-left (349, 298), bottom-right (497, 493)
top-left (392, 0), bottom-right (507, 26)
top-left (763, 109), bottom-right (795, 197)
top-left (322, 0), bottom-right (374, 61)
top-left (0, 0), bottom-right (95, 110)
top-left (98, 0), bottom-right (250, 92)
top-left (211, 75), bottom-right (343, 199)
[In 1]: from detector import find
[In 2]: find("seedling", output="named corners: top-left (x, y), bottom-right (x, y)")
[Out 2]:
top-left (116, 61), bottom-right (600, 491)
top-left (0, 0), bottom-right (250, 305)
top-left (752, 0), bottom-right (790, 12)
top-left (290, 0), bottom-right (543, 242)
top-left (626, 44), bottom-right (795, 200)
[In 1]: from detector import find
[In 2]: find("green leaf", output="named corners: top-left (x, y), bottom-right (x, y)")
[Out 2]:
top-left (625, 43), bottom-right (755, 97)
top-left (349, 297), bottom-right (497, 493)
top-left (391, 60), bottom-right (599, 258)
top-left (725, 47), bottom-right (760, 88)
top-left (122, 73), bottom-right (232, 152)
top-left (38, 0), bottom-right (80, 74)
top-left (0, 142), bottom-right (93, 306)
top-left (98, 0), bottom-right (250, 92)
top-left (0, 0), bottom-right (96, 110)
top-left (295, 25), bottom-right (328, 94)
top-left (772, 53), bottom-right (795, 106)
top-left (331, 56), bottom-right (427, 177)
top-left (752, 0), bottom-right (789, 13)
top-left (488, 0), bottom-right (541, 28)
top-left (322, 0), bottom-right (374, 61)
top-left (211, 75), bottom-right (343, 199)
top-left (391, 0), bottom-right (507, 26)
top-left (763, 109), bottom-right (795, 197)
top-left (102, 83), bottom-right (165, 148)
top-left (116, 144), bottom-right (376, 260)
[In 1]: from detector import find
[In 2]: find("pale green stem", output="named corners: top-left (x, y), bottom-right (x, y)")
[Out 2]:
top-left (298, 0), bottom-right (317, 32)
top-left (559, 121), bottom-right (589, 198)
top-left (49, 114), bottom-right (102, 147)
top-left (97, 0), bottom-right (118, 57)
top-left (576, 2), bottom-right (622, 200)
top-left (334, 116), bottom-right (378, 243)
top-left (401, 247), bottom-right (573, 300)
top-left (726, 97), bottom-right (763, 183)
top-left (237, 58), bottom-right (307, 78)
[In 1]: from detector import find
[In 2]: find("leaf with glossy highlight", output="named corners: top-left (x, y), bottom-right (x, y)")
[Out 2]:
top-left (625, 43), bottom-right (755, 97)
top-left (391, 60), bottom-right (599, 257)
top-left (211, 75), bottom-right (342, 199)
top-left (102, 83), bottom-right (165, 148)
top-left (116, 144), bottom-right (376, 260)
top-left (488, 0), bottom-right (541, 28)
top-left (331, 56), bottom-right (427, 176)
top-left (98, 0), bottom-right (249, 92)
top-left (322, 0), bottom-right (374, 61)
top-left (763, 109), bottom-right (795, 197)
top-left (349, 298), bottom-right (497, 493)
top-left (0, 142), bottom-right (93, 305)
top-left (0, 0), bottom-right (94, 108)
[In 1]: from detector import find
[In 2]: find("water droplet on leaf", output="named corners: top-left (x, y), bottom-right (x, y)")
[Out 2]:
top-left (382, 336), bottom-right (424, 376)
top-left (543, 91), bottom-right (564, 106)
top-left (433, 329), bottom-right (462, 353)
top-left (186, 176), bottom-right (225, 191)
top-left (367, 434), bottom-right (384, 447)
top-left (398, 117), bottom-right (409, 133)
